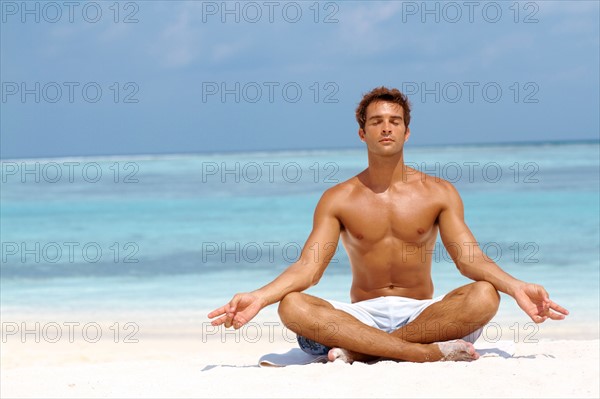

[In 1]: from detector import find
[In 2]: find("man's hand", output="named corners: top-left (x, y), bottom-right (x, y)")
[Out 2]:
top-left (207, 292), bottom-right (266, 329)
top-left (513, 283), bottom-right (569, 323)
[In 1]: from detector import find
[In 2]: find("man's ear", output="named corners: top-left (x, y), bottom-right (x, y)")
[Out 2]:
top-left (404, 127), bottom-right (411, 142)
top-left (358, 128), bottom-right (365, 142)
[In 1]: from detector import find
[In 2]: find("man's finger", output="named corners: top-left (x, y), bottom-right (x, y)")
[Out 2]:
top-left (229, 294), bottom-right (242, 312)
top-left (233, 315), bottom-right (246, 329)
top-left (233, 306), bottom-right (259, 329)
top-left (532, 314), bottom-right (547, 323)
top-left (224, 310), bottom-right (235, 328)
top-left (546, 312), bottom-right (566, 321)
top-left (549, 301), bottom-right (569, 315)
top-left (207, 305), bottom-right (227, 319)
top-left (211, 315), bottom-right (227, 326)
top-left (223, 296), bottom-right (242, 328)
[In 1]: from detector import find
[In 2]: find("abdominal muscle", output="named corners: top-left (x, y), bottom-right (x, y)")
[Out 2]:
top-left (342, 235), bottom-right (437, 303)
top-left (349, 268), bottom-right (435, 302)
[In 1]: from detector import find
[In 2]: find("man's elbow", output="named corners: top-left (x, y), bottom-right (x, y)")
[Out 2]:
top-left (288, 266), bottom-right (321, 291)
top-left (454, 261), bottom-right (472, 277)
top-left (309, 278), bottom-right (320, 288)
top-left (309, 267), bottom-right (326, 287)
top-left (455, 257), bottom-right (490, 281)
top-left (293, 257), bottom-right (325, 286)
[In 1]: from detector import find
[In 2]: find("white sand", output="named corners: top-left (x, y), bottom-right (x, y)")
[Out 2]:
top-left (1, 310), bottom-right (598, 398)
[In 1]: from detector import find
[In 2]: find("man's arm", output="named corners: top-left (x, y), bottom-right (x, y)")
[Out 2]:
top-left (207, 188), bottom-right (342, 329)
top-left (437, 181), bottom-right (568, 323)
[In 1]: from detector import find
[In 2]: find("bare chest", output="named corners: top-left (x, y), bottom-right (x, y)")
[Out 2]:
top-left (338, 191), bottom-right (440, 245)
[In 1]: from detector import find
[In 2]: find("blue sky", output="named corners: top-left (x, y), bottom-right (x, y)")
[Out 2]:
top-left (1, 0), bottom-right (599, 158)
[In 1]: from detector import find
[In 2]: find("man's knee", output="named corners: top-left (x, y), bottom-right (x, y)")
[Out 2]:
top-left (470, 281), bottom-right (501, 315)
top-left (472, 281), bottom-right (500, 302)
top-left (278, 292), bottom-right (331, 324)
top-left (448, 281), bottom-right (500, 315)
top-left (278, 292), bottom-right (308, 322)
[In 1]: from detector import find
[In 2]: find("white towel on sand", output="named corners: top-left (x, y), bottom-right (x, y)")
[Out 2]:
top-left (258, 340), bottom-right (516, 367)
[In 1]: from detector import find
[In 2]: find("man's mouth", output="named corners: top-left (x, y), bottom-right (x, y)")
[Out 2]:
top-left (379, 138), bottom-right (394, 142)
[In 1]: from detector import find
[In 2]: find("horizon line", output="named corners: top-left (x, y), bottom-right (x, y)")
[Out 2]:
top-left (1, 138), bottom-right (598, 162)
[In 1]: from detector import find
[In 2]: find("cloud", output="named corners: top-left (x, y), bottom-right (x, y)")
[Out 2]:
top-left (342, 2), bottom-right (403, 36)
top-left (480, 32), bottom-right (535, 66)
top-left (150, 3), bottom-right (258, 69)
top-left (211, 39), bottom-right (252, 63)
top-left (153, 3), bottom-right (201, 68)
top-left (539, 1), bottom-right (599, 36)
top-left (540, 1), bottom-right (599, 16)
top-left (334, 2), bottom-right (405, 55)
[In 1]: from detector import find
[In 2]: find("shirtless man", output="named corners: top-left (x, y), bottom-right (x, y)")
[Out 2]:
top-left (208, 86), bottom-right (569, 362)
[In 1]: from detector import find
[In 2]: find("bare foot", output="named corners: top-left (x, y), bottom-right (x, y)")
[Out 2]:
top-left (328, 341), bottom-right (478, 364)
top-left (436, 340), bottom-right (479, 362)
top-left (328, 348), bottom-right (353, 363)
top-left (328, 348), bottom-right (379, 364)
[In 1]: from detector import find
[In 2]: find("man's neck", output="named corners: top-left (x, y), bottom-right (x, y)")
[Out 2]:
top-left (364, 151), bottom-right (408, 192)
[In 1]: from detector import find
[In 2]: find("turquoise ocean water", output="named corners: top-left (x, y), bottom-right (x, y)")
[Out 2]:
top-left (1, 142), bottom-right (599, 326)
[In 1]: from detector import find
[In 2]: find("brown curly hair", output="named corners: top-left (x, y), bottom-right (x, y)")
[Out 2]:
top-left (355, 87), bottom-right (412, 130)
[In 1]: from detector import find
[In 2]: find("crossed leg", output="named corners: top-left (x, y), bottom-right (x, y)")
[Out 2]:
top-left (277, 281), bottom-right (500, 363)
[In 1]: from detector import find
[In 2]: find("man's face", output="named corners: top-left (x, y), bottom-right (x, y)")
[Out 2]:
top-left (358, 101), bottom-right (410, 156)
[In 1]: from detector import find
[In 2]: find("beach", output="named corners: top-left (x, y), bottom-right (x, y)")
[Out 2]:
top-left (2, 143), bottom-right (599, 398)
top-left (3, 0), bottom-right (599, 395)
top-left (2, 307), bottom-right (599, 398)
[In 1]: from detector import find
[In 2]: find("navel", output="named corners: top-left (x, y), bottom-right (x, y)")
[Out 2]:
top-left (417, 228), bottom-right (425, 234)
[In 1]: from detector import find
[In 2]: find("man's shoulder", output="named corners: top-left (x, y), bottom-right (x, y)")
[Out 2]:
top-left (320, 175), bottom-right (360, 200)
top-left (311, 177), bottom-right (358, 217)
top-left (407, 167), bottom-right (459, 194)
top-left (315, 174), bottom-right (369, 213)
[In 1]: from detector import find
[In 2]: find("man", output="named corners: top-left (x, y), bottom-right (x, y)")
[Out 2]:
top-left (208, 86), bottom-right (569, 363)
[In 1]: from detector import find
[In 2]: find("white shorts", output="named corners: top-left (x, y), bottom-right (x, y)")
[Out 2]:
top-left (327, 295), bottom-right (482, 343)
top-left (297, 295), bottom-right (482, 355)
top-left (328, 295), bottom-right (446, 332)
